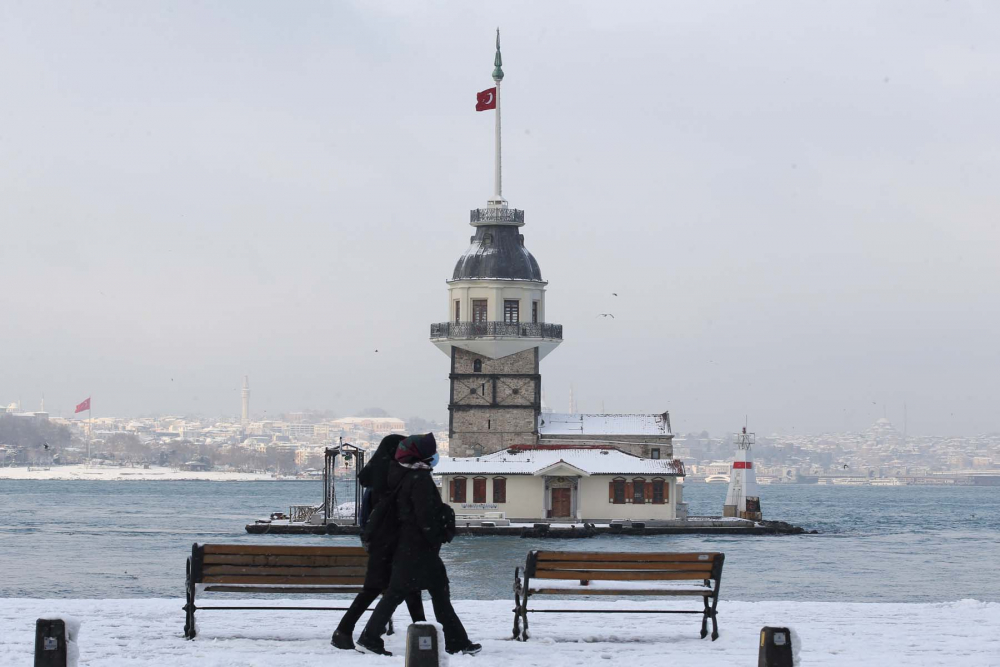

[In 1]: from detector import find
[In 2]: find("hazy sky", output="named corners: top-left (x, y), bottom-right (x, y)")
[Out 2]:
top-left (2, 1), bottom-right (998, 436)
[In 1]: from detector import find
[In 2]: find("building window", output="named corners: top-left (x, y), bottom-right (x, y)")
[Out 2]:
top-left (652, 478), bottom-right (666, 504)
top-left (451, 477), bottom-right (467, 503)
top-left (473, 477), bottom-right (487, 503)
top-left (633, 478), bottom-right (646, 503)
top-left (469, 387), bottom-right (477, 395)
top-left (650, 448), bottom-right (661, 460)
top-left (472, 444), bottom-right (483, 457)
top-left (454, 300), bottom-right (460, 323)
top-left (504, 300), bottom-right (519, 324)
top-left (493, 477), bottom-right (506, 503)
top-left (610, 477), bottom-right (626, 504)
top-left (473, 359), bottom-right (483, 373)
top-left (472, 300), bottom-right (488, 324)
top-left (532, 301), bottom-right (539, 323)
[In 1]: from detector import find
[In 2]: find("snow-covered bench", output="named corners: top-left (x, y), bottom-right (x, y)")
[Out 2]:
top-left (184, 543), bottom-right (382, 639)
top-left (512, 550), bottom-right (725, 641)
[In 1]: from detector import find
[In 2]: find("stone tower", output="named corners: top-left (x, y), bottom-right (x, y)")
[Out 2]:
top-left (430, 32), bottom-right (562, 457)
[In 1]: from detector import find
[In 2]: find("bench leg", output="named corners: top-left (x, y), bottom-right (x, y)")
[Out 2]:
top-left (709, 594), bottom-right (720, 641)
top-left (512, 567), bottom-right (523, 640)
top-left (700, 596), bottom-right (709, 639)
top-left (183, 559), bottom-right (197, 640)
top-left (520, 580), bottom-right (531, 641)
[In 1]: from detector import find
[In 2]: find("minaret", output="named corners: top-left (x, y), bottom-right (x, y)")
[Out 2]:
top-left (430, 31), bottom-right (563, 458)
top-left (723, 427), bottom-right (762, 521)
top-left (241, 376), bottom-right (250, 426)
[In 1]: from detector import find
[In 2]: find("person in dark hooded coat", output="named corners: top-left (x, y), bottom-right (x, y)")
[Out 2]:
top-left (356, 433), bottom-right (481, 657)
top-left (331, 434), bottom-right (425, 650)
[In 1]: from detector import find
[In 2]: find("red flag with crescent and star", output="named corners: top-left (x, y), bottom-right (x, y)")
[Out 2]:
top-left (75, 397), bottom-right (91, 414)
top-left (476, 87), bottom-right (497, 111)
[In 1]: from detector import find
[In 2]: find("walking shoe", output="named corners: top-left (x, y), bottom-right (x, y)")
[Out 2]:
top-left (331, 630), bottom-right (355, 650)
top-left (355, 634), bottom-right (392, 656)
top-left (447, 642), bottom-right (482, 655)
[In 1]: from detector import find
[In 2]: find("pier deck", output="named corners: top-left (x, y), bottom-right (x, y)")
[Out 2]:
top-left (245, 519), bottom-right (809, 537)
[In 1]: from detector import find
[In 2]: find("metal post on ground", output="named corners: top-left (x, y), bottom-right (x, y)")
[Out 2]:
top-left (34, 618), bottom-right (67, 667)
top-left (404, 622), bottom-right (443, 667)
top-left (758, 626), bottom-right (795, 666)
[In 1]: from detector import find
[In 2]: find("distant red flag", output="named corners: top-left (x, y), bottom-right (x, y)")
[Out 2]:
top-left (476, 87), bottom-right (497, 111)
top-left (75, 397), bottom-right (91, 414)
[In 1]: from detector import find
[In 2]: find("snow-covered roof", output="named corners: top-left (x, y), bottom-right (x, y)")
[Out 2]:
top-left (434, 447), bottom-right (684, 476)
top-left (538, 412), bottom-right (672, 436)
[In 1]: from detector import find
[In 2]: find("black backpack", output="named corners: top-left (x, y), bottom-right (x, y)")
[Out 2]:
top-left (361, 484), bottom-right (401, 550)
top-left (437, 503), bottom-right (457, 544)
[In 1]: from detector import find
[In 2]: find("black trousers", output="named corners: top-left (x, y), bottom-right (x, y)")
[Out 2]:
top-left (360, 583), bottom-right (469, 652)
top-left (335, 587), bottom-right (425, 635)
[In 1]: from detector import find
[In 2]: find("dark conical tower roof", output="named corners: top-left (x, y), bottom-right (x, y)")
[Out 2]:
top-left (452, 224), bottom-right (542, 281)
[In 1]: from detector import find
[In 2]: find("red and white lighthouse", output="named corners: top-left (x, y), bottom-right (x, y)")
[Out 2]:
top-left (723, 427), bottom-right (762, 521)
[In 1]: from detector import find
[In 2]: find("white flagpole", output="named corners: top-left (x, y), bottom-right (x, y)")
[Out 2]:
top-left (495, 79), bottom-right (502, 201)
top-left (490, 28), bottom-right (505, 207)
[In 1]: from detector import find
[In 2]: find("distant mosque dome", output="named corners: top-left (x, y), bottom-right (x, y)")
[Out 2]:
top-left (452, 225), bottom-right (543, 282)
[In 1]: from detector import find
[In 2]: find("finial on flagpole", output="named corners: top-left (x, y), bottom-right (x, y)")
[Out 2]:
top-left (493, 28), bottom-right (504, 82)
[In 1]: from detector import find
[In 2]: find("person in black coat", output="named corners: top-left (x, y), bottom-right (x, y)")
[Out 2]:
top-left (331, 434), bottom-right (425, 650)
top-left (356, 433), bottom-right (481, 657)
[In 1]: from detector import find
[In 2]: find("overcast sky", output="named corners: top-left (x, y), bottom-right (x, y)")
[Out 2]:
top-left (1, 1), bottom-right (998, 436)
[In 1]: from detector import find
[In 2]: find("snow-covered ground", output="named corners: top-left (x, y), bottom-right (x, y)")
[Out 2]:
top-left (0, 465), bottom-right (279, 481)
top-left (1, 598), bottom-right (997, 666)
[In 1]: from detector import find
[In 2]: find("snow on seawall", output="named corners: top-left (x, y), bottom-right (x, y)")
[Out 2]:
top-left (1, 598), bottom-right (997, 666)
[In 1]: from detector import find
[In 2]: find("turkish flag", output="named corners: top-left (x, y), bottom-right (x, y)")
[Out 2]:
top-left (476, 87), bottom-right (497, 111)
top-left (75, 397), bottom-right (91, 414)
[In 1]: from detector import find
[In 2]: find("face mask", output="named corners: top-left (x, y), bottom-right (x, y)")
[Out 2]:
top-left (427, 452), bottom-right (440, 468)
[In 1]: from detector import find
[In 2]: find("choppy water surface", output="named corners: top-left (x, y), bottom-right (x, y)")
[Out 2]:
top-left (1, 480), bottom-right (998, 601)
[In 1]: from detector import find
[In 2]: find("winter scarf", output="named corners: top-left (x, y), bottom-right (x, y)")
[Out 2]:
top-left (395, 432), bottom-right (437, 464)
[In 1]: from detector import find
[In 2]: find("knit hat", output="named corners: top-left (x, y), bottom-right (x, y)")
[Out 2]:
top-left (395, 433), bottom-right (437, 463)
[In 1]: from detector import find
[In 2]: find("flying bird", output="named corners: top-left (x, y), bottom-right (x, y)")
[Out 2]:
top-left (596, 313), bottom-right (615, 319)
top-left (611, 293), bottom-right (618, 297)
top-left (43, 443), bottom-right (50, 450)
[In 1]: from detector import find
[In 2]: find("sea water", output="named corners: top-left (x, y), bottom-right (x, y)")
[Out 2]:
top-left (1, 479), bottom-right (998, 602)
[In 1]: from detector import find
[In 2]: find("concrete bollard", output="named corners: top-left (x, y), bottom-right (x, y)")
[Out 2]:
top-left (35, 619), bottom-right (67, 667)
top-left (758, 626), bottom-right (795, 667)
top-left (405, 622), bottom-right (447, 667)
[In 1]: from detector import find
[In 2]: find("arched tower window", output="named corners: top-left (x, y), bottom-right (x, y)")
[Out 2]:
top-left (473, 359), bottom-right (483, 373)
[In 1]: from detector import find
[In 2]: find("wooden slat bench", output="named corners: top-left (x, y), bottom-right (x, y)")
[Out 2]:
top-left (184, 543), bottom-right (393, 639)
top-left (512, 550), bottom-right (725, 641)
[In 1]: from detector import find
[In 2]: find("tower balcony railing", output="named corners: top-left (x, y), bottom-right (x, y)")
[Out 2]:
top-left (430, 321), bottom-right (563, 340)
top-left (470, 208), bottom-right (525, 224)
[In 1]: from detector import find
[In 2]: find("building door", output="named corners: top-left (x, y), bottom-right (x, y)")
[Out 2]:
top-left (472, 300), bottom-right (488, 323)
top-left (472, 299), bottom-right (488, 335)
top-left (550, 487), bottom-right (572, 518)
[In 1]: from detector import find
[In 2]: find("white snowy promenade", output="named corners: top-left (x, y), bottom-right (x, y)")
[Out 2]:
top-left (1, 598), bottom-right (998, 666)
